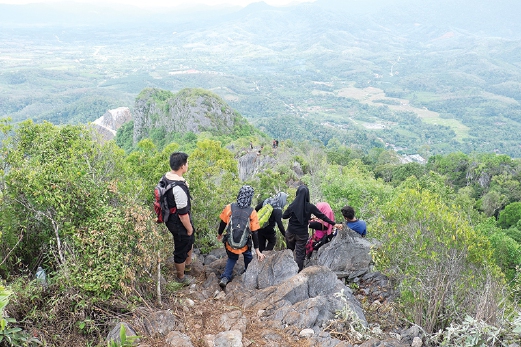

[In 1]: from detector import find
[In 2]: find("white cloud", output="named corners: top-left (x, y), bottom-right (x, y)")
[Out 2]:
top-left (0, 0), bottom-right (316, 8)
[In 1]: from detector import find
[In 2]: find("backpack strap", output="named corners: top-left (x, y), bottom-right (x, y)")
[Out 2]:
top-left (163, 177), bottom-right (187, 218)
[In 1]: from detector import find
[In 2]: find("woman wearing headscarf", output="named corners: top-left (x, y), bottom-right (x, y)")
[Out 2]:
top-left (217, 185), bottom-right (266, 288)
top-left (282, 185), bottom-right (342, 271)
top-left (254, 192), bottom-right (289, 252)
top-left (305, 202), bottom-right (335, 258)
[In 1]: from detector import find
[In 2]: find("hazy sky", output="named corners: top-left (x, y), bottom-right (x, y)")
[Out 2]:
top-left (0, 0), bottom-right (316, 7)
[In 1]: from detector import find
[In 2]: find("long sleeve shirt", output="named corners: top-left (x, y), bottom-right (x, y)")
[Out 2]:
top-left (282, 203), bottom-right (336, 236)
top-left (255, 202), bottom-right (286, 236)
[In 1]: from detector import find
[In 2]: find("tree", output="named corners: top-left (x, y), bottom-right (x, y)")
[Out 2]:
top-left (186, 139), bottom-right (240, 252)
top-left (372, 178), bottom-right (504, 333)
top-left (426, 152), bottom-right (469, 189)
top-left (0, 120), bottom-right (170, 295)
top-left (498, 202), bottom-right (521, 229)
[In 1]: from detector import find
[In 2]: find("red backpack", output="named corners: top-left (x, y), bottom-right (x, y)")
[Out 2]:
top-left (153, 175), bottom-right (181, 223)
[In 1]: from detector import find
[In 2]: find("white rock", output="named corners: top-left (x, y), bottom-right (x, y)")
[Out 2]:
top-left (411, 336), bottom-right (423, 347)
top-left (299, 328), bottom-right (314, 338)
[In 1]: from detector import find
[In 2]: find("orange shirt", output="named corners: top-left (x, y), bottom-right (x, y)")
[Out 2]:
top-left (220, 204), bottom-right (260, 254)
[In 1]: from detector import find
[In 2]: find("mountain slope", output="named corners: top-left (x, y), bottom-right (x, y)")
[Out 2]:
top-left (132, 88), bottom-right (258, 145)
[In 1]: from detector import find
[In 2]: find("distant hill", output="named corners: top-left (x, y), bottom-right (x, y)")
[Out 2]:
top-left (130, 88), bottom-right (259, 147)
top-left (2, 0), bottom-right (521, 157)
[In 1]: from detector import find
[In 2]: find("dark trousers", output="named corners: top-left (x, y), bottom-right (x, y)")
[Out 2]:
top-left (258, 228), bottom-right (276, 252)
top-left (286, 231), bottom-right (309, 272)
top-left (221, 248), bottom-right (253, 281)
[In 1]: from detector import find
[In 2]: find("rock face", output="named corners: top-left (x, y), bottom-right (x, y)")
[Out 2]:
top-left (243, 250), bottom-right (299, 290)
top-left (309, 226), bottom-right (374, 280)
top-left (91, 107), bottom-right (132, 141)
top-left (132, 88), bottom-right (254, 145)
top-left (242, 264), bottom-right (366, 331)
top-left (237, 151), bottom-right (278, 181)
top-left (108, 231), bottom-right (410, 347)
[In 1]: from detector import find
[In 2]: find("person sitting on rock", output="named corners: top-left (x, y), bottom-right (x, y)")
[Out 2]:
top-left (255, 192), bottom-right (288, 252)
top-left (305, 202), bottom-right (335, 258)
top-left (217, 185), bottom-right (265, 289)
top-left (341, 205), bottom-right (367, 237)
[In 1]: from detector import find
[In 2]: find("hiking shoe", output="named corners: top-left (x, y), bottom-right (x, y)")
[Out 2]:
top-left (184, 265), bottom-right (192, 274)
top-left (219, 277), bottom-right (229, 289)
top-left (175, 275), bottom-right (193, 285)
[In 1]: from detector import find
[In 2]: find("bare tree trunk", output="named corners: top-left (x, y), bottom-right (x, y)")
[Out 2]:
top-left (51, 218), bottom-right (65, 265)
top-left (157, 251), bottom-right (162, 306)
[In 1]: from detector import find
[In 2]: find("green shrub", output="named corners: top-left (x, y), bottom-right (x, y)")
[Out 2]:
top-left (498, 202), bottom-right (521, 229)
top-left (0, 285), bottom-right (40, 346)
top-left (66, 204), bottom-right (169, 298)
top-left (372, 179), bottom-right (504, 333)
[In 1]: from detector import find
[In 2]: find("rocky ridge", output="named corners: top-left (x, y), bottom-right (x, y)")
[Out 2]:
top-left (132, 88), bottom-right (255, 145)
top-left (106, 227), bottom-right (424, 347)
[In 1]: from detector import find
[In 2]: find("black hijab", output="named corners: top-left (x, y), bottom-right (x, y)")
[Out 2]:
top-left (288, 185), bottom-right (310, 224)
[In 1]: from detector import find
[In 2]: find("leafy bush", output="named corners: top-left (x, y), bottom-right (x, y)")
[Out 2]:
top-left (429, 315), bottom-right (521, 346)
top-left (65, 203), bottom-right (169, 298)
top-left (0, 285), bottom-right (40, 346)
top-left (498, 202), bottom-right (521, 229)
top-left (0, 121), bottom-right (133, 275)
top-left (372, 178), bottom-right (505, 333)
top-left (321, 161), bottom-right (393, 222)
top-left (476, 218), bottom-right (521, 283)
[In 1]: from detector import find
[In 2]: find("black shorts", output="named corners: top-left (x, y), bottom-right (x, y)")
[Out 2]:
top-left (172, 231), bottom-right (194, 264)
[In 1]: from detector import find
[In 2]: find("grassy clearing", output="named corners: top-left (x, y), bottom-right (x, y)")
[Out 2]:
top-left (337, 86), bottom-right (470, 141)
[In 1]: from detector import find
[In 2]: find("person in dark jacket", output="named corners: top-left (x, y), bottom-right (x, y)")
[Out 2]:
top-left (255, 192), bottom-right (288, 252)
top-left (282, 185), bottom-right (343, 271)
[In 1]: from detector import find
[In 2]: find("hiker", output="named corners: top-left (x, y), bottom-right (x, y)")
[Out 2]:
top-left (217, 185), bottom-right (266, 288)
top-left (164, 152), bottom-right (195, 285)
top-left (341, 205), bottom-right (367, 237)
top-left (282, 185), bottom-right (343, 271)
top-left (255, 192), bottom-right (288, 252)
top-left (305, 202), bottom-right (335, 258)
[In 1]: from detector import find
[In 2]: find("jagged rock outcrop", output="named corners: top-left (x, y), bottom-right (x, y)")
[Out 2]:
top-left (109, 233), bottom-right (417, 347)
top-left (132, 88), bottom-right (255, 145)
top-left (236, 149), bottom-right (307, 182)
top-left (309, 226), bottom-right (374, 280)
top-left (91, 107), bottom-right (132, 141)
top-left (241, 264), bottom-right (366, 331)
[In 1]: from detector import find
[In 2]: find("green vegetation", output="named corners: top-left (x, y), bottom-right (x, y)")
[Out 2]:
top-left (2, 103), bottom-right (521, 344)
